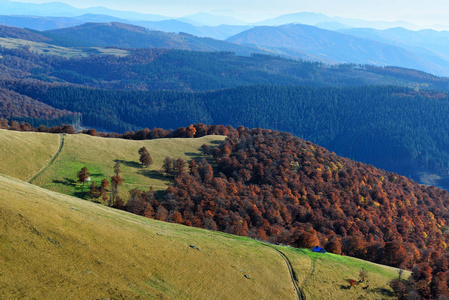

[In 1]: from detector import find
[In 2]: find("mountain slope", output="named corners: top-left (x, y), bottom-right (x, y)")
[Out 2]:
top-left (159, 128), bottom-right (449, 271)
top-left (0, 14), bottom-right (250, 40)
top-left (0, 174), bottom-right (294, 299)
top-left (0, 87), bottom-right (78, 121)
top-left (227, 24), bottom-right (449, 76)
top-left (0, 25), bottom-right (51, 42)
top-left (0, 130), bottom-right (60, 181)
top-left (339, 27), bottom-right (449, 60)
top-left (40, 22), bottom-right (261, 56)
top-left (0, 170), bottom-right (402, 299)
top-left (0, 15), bottom-right (83, 31)
top-left (3, 40), bottom-right (449, 93)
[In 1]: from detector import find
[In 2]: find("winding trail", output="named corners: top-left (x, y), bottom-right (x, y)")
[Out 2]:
top-left (263, 244), bottom-right (305, 300)
top-left (28, 134), bottom-right (65, 184)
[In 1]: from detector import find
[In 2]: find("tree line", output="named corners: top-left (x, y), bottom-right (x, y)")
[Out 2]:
top-left (9, 82), bottom-right (449, 185)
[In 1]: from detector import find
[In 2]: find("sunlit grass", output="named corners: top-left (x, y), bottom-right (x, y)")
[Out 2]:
top-left (281, 247), bottom-right (409, 300)
top-left (0, 174), bottom-right (296, 299)
top-left (0, 129), bottom-right (60, 181)
top-left (30, 133), bottom-right (226, 198)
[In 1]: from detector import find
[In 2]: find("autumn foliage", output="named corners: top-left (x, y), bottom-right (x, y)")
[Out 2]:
top-left (112, 127), bottom-right (449, 282)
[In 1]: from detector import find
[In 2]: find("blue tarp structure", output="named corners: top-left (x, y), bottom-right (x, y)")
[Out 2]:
top-left (312, 246), bottom-right (326, 253)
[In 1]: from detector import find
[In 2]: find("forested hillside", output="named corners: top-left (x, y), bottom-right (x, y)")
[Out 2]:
top-left (0, 25), bottom-right (51, 42)
top-left (2, 44), bottom-right (448, 91)
top-left (0, 87), bottom-right (78, 121)
top-left (104, 127), bottom-right (449, 298)
top-left (7, 83), bottom-right (449, 186)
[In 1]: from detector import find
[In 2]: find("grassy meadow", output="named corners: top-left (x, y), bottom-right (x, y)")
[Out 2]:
top-left (0, 37), bottom-right (130, 57)
top-left (282, 247), bottom-right (409, 299)
top-left (0, 174), bottom-right (405, 299)
top-left (0, 37), bottom-right (86, 57)
top-left (0, 130), bottom-right (226, 199)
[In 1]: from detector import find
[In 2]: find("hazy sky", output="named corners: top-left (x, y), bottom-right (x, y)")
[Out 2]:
top-left (11, 0), bottom-right (449, 25)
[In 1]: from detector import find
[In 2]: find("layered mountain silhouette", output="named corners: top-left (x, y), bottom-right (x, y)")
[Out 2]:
top-left (226, 24), bottom-right (449, 76)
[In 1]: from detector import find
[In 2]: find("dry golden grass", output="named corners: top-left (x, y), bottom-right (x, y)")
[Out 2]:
top-left (0, 129), bottom-right (60, 181)
top-left (0, 174), bottom-right (297, 299)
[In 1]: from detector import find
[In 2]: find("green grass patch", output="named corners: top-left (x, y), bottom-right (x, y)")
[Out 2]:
top-left (280, 247), bottom-right (409, 300)
top-left (27, 133), bottom-right (226, 198)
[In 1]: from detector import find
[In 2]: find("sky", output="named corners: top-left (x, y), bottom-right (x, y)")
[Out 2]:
top-left (9, 0), bottom-right (449, 26)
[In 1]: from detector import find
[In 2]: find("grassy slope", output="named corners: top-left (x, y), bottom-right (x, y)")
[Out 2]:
top-left (0, 174), bottom-right (295, 299)
top-left (283, 247), bottom-right (406, 299)
top-left (0, 37), bottom-right (86, 57)
top-left (0, 129), bottom-right (60, 181)
top-left (0, 37), bottom-right (130, 57)
top-left (0, 130), bottom-right (226, 197)
top-left (0, 174), bottom-right (406, 299)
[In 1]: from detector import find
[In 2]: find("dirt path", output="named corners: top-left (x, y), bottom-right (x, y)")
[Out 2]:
top-left (263, 245), bottom-right (305, 300)
top-left (28, 134), bottom-right (65, 184)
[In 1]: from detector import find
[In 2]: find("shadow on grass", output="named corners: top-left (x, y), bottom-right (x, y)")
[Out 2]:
top-left (185, 152), bottom-right (203, 157)
top-left (89, 173), bottom-right (103, 177)
top-left (114, 159), bottom-right (140, 168)
top-left (53, 177), bottom-right (77, 186)
top-left (73, 190), bottom-right (89, 199)
top-left (368, 287), bottom-right (393, 297)
top-left (209, 140), bottom-right (223, 145)
top-left (138, 169), bottom-right (167, 181)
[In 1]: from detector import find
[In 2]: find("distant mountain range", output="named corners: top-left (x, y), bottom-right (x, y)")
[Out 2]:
top-left (0, 0), bottom-right (430, 30)
top-left (35, 22), bottom-right (260, 56)
top-left (3, 19), bottom-right (449, 76)
top-left (4, 1), bottom-right (449, 76)
top-left (0, 0), bottom-right (169, 21)
top-left (227, 24), bottom-right (449, 76)
top-left (338, 27), bottom-right (449, 61)
top-left (0, 14), bottom-right (251, 40)
top-left (255, 12), bottom-right (421, 30)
